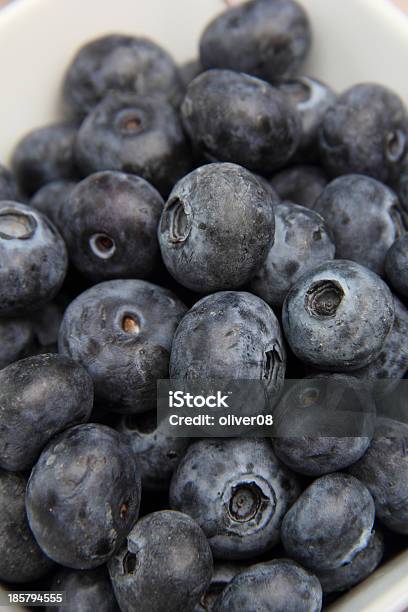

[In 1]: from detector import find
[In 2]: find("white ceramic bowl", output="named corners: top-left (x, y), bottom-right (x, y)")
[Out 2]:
top-left (0, 0), bottom-right (408, 610)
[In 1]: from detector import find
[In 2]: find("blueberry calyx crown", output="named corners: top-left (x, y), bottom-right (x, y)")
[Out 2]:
top-left (305, 279), bottom-right (344, 318)
top-left (0, 210), bottom-right (37, 240)
top-left (161, 197), bottom-right (191, 244)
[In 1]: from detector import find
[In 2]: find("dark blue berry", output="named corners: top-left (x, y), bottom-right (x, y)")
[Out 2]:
top-left (63, 34), bottom-right (184, 120)
top-left (213, 559), bottom-right (322, 612)
top-left (170, 438), bottom-right (299, 559)
top-left (60, 171), bottom-right (163, 282)
top-left (26, 423), bottom-right (141, 569)
top-left (0, 353), bottom-right (93, 471)
top-left (282, 260), bottom-right (395, 370)
top-left (249, 201), bottom-right (335, 308)
top-left (12, 124), bottom-right (78, 197)
top-left (314, 174), bottom-right (405, 275)
top-left (181, 70), bottom-right (301, 172)
top-left (0, 201), bottom-right (68, 316)
top-left (75, 91), bottom-right (192, 196)
top-left (158, 163), bottom-right (275, 293)
top-left (58, 280), bottom-right (187, 413)
top-left (200, 0), bottom-right (311, 82)
top-left (0, 469), bottom-right (54, 583)
top-left (108, 510), bottom-right (213, 612)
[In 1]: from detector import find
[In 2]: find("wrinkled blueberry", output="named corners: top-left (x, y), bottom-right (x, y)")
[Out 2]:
top-left (272, 374), bottom-right (375, 476)
top-left (385, 232), bottom-right (408, 299)
top-left (316, 531), bottom-right (383, 594)
top-left (60, 171), bottom-right (163, 282)
top-left (181, 70), bottom-right (301, 172)
top-left (349, 418), bottom-right (408, 534)
top-left (0, 201), bottom-right (68, 317)
top-left (0, 317), bottom-right (34, 369)
top-left (47, 567), bottom-right (119, 612)
top-left (117, 411), bottom-right (190, 492)
top-left (63, 34), bottom-right (184, 119)
top-left (0, 163), bottom-right (19, 200)
top-left (158, 163), bottom-right (275, 293)
top-left (58, 280), bottom-right (187, 413)
top-left (269, 165), bottom-right (329, 208)
top-left (200, 0), bottom-right (311, 82)
top-left (353, 296), bottom-right (408, 385)
top-left (170, 291), bottom-right (286, 403)
top-left (282, 260), bottom-right (394, 370)
top-left (75, 91), bottom-right (192, 196)
top-left (12, 124), bottom-right (78, 197)
top-left (249, 202), bottom-right (335, 308)
top-left (213, 559), bottom-right (322, 612)
top-left (170, 438), bottom-right (299, 559)
top-left (108, 510), bottom-right (213, 612)
top-left (0, 469), bottom-right (54, 583)
top-left (26, 423), bottom-right (141, 569)
top-left (281, 473), bottom-right (376, 572)
top-left (278, 76), bottom-right (337, 161)
top-left (319, 83), bottom-right (408, 183)
top-left (0, 354), bottom-right (93, 471)
top-left (314, 174), bottom-right (405, 275)
top-left (30, 180), bottom-right (77, 230)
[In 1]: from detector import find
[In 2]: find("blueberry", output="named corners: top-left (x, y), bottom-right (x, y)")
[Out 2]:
top-left (180, 58), bottom-right (203, 88)
top-left (31, 301), bottom-right (64, 350)
top-left (158, 163), bottom-right (275, 293)
top-left (269, 165), bottom-right (329, 209)
top-left (282, 260), bottom-right (395, 370)
top-left (47, 567), bottom-right (119, 612)
top-left (394, 154), bottom-right (408, 217)
top-left (194, 563), bottom-right (248, 612)
top-left (60, 171), bottom-right (163, 282)
top-left (63, 34), bottom-right (184, 120)
top-left (0, 201), bottom-right (68, 317)
top-left (213, 559), bottom-right (322, 612)
top-left (249, 202), bottom-right (335, 308)
top-left (0, 163), bottom-right (19, 200)
top-left (12, 124), bottom-right (78, 197)
top-left (314, 175), bottom-right (405, 275)
top-left (30, 180), bottom-right (77, 230)
top-left (281, 473), bottom-right (376, 572)
top-left (272, 374), bottom-right (375, 476)
top-left (200, 0), bottom-right (311, 82)
top-left (58, 280), bottom-right (187, 413)
top-left (0, 469), bottom-right (54, 583)
top-left (316, 531), bottom-right (383, 594)
top-left (26, 423), bottom-right (141, 569)
top-left (353, 296), bottom-right (408, 385)
top-left (181, 70), bottom-right (301, 173)
top-left (319, 84), bottom-right (408, 183)
top-left (75, 91), bottom-right (192, 196)
top-left (117, 411), bottom-right (190, 492)
top-left (170, 292), bottom-right (286, 403)
top-left (0, 317), bottom-right (34, 369)
top-left (349, 417), bottom-right (408, 534)
top-left (385, 232), bottom-right (408, 299)
top-left (170, 438), bottom-right (299, 559)
top-left (0, 354), bottom-right (93, 471)
top-left (108, 510), bottom-right (213, 612)
top-left (278, 77), bottom-right (337, 162)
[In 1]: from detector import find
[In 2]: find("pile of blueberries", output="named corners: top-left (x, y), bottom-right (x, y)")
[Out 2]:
top-left (1, 0), bottom-right (408, 610)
